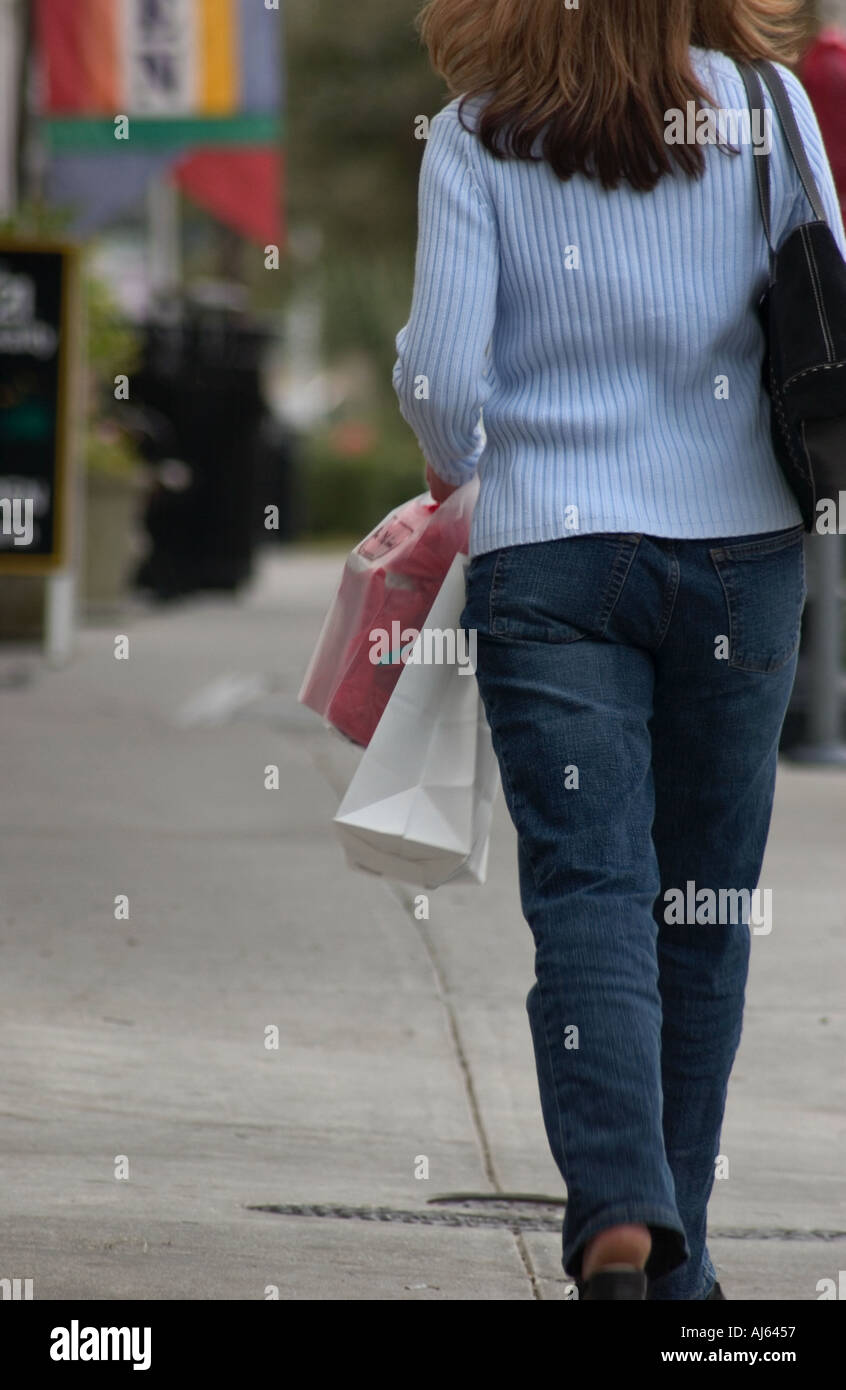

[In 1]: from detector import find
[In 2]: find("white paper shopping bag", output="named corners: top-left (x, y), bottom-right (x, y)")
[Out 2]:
top-left (333, 553), bottom-right (499, 889)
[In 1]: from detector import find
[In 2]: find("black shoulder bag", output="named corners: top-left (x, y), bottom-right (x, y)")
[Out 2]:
top-left (736, 58), bottom-right (846, 530)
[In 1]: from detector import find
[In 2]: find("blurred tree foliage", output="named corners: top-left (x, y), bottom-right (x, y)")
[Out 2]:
top-left (285, 0), bottom-right (446, 412)
top-left (283, 0), bottom-right (448, 535)
top-left (285, 0), bottom-right (444, 257)
top-left (84, 276), bottom-right (143, 479)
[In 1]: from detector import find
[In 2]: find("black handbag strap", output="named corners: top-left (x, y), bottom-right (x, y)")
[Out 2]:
top-left (737, 61), bottom-right (774, 257)
top-left (756, 59), bottom-right (828, 225)
top-left (736, 58), bottom-right (828, 267)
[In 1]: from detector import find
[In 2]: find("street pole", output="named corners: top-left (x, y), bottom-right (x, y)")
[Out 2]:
top-left (147, 174), bottom-right (182, 309)
top-left (790, 1), bottom-right (846, 761)
top-left (792, 536), bottom-right (846, 765)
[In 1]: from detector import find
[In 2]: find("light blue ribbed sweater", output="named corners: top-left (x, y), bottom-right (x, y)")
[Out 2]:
top-left (392, 46), bottom-right (846, 558)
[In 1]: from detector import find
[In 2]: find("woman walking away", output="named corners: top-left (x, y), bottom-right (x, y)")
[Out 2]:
top-left (392, 0), bottom-right (846, 1300)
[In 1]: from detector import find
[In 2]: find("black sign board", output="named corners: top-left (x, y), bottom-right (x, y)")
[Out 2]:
top-left (0, 242), bottom-right (78, 572)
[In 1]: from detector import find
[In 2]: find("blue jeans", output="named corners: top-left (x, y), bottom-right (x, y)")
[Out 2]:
top-left (460, 525), bottom-right (806, 1299)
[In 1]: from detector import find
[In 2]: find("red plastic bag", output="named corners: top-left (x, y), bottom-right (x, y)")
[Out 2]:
top-left (298, 477), bottom-right (479, 746)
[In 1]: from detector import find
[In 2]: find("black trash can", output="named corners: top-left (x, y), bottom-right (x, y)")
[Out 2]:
top-left (132, 295), bottom-right (279, 599)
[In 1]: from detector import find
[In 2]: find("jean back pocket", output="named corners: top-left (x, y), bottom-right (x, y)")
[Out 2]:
top-left (709, 526), bottom-right (807, 673)
top-left (463, 534), bottom-right (641, 643)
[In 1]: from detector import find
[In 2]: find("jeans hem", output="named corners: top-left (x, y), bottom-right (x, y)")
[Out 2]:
top-left (563, 1206), bottom-right (689, 1283)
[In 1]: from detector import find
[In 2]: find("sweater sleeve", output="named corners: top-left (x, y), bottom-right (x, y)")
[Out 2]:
top-left (392, 104), bottom-right (499, 487)
top-left (772, 61), bottom-right (846, 259)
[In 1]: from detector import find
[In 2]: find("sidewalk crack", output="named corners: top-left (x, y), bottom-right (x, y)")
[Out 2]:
top-left (385, 879), bottom-right (543, 1299)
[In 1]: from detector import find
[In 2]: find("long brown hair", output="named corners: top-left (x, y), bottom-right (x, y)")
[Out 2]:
top-left (416, 0), bottom-right (807, 191)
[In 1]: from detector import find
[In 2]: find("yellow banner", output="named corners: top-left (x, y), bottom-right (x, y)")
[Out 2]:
top-left (197, 0), bottom-right (238, 114)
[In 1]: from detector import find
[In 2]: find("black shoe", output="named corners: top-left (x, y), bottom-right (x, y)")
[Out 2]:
top-left (705, 1281), bottom-right (727, 1300)
top-left (579, 1265), bottom-right (648, 1300)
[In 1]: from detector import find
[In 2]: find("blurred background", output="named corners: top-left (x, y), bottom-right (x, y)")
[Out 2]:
top-left (0, 0), bottom-right (455, 628)
top-left (3, 0), bottom-right (842, 745)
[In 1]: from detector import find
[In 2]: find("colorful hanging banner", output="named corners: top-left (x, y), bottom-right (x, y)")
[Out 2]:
top-left (37, 0), bottom-right (282, 123)
top-left (34, 0), bottom-right (284, 243)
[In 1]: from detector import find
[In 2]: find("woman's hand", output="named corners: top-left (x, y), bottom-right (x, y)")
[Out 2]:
top-left (425, 461), bottom-right (461, 503)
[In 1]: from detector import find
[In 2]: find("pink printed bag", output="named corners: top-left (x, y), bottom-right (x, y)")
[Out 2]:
top-left (298, 477), bottom-right (478, 746)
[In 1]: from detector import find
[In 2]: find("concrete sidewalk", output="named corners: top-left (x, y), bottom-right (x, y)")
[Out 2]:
top-left (0, 547), bottom-right (843, 1301)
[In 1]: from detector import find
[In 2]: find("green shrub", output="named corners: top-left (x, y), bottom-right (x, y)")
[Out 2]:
top-left (301, 423), bottom-right (426, 538)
